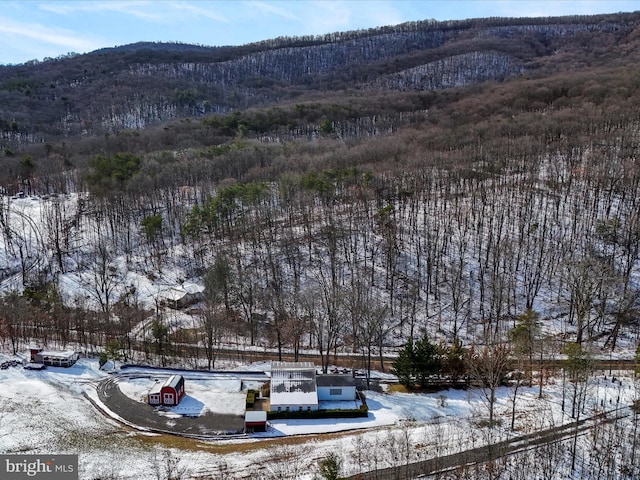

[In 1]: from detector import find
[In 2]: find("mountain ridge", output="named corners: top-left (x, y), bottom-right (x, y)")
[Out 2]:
top-left (2, 11), bottom-right (640, 150)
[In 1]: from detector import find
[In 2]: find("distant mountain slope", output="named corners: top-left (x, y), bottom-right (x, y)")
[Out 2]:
top-left (1, 12), bottom-right (639, 147)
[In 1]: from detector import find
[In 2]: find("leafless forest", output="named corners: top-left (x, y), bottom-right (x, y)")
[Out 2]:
top-left (2, 12), bottom-right (640, 479)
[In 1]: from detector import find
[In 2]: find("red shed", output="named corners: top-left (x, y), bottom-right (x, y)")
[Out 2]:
top-left (148, 374), bottom-right (185, 406)
top-left (245, 411), bottom-right (267, 432)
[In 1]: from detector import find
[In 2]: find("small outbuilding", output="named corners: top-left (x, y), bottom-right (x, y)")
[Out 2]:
top-left (147, 382), bottom-right (163, 406)
top-left (148, 375), bottom-right (186, 406)
top-left (244, 410), bottom-right (267, 432)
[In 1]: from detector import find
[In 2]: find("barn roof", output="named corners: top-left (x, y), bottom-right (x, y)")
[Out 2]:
top-left (163, 374), bottom-right (184, 389)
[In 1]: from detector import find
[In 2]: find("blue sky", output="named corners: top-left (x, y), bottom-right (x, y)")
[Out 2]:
top-left (2, 1), bottom-right (638, 65)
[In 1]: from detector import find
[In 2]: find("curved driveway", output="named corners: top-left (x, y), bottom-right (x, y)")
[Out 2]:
top-left (95, 375), bottom-right (245, 437)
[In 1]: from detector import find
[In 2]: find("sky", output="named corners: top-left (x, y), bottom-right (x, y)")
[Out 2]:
top-left (1, 1), bottom-right (639, 65)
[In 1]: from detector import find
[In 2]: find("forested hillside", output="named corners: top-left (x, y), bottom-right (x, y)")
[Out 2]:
top-left (1, 11), bottom-right (640, 372)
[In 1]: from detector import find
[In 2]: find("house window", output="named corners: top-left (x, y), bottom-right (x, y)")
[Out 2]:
top-left (299, 406), bottom-right (303, 411)
top-left (286, 406), bottom-right (290, 412)
top-left (277, 406), bottom-right (282, 412)
top-left (330, 388), bottom-right (342, 396)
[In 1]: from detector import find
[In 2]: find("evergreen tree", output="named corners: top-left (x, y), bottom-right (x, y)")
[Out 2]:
top-left (99, 338), bottom-right (123, 369)
top-left (392, 332), bottom-right (441, 388)
top-left (392, 339), bottom-right (415, 387)
top-left (414, 333), bottom-right (440, 387)
top-left (316, 452), bottom-right (341, 480)
top-left (441, 337), bottom-right (466, 381)
top-left (508, 309), bottom-right (541, 387)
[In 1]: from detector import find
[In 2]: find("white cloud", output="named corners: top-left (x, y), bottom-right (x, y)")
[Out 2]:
top-left (0, 17), bottom-right (101, 52)
top-left (40, 1), bottom-right (168, 22)
top-left (243, 1), bottom-right (299, 21)
top-left (40, 0), bottom-right (232, 26)
top-left (294, 1), bottom-right (410, 35)
top-left (302, 1), bottom-right (353, 32)
top-left (169, 2), bottom-right (230, 23)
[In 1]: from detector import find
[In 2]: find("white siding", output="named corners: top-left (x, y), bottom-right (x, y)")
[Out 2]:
top-left (317, 385), bottom-right (356, 401)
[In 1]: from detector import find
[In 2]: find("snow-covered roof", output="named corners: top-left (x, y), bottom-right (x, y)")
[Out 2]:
top-left (158, 289), bottom-right (186, 302)
top-left (164, 374), bottom-right (184, 390)
top-left (245, 411), bottom-right (267, 422)
top-left (182, 282), bottom-right (204, 295)
top-left (38, 350), bottom-right (78, 359)
top-left (271, 361), bottom-right (314, 371)
top-left (158, 287), bottom-right (195, 301)
top-left (270, 361), bottom-right (318, 407)
top-left (149, 382), bottom-right (162, 395)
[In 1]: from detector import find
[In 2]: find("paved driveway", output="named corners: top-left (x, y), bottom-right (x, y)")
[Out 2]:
top-left (96, 375), bottom-right (245, 436)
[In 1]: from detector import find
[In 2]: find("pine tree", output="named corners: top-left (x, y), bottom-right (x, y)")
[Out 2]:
top-left (392, 333), bottom-right (441, 388)
top-left (414, 333), bottom-right (440, 387)
top-left (442, 337), bottom-right (466, 381)
top-left (316, 452), bottom-right (341, 480)
top-left (392, 339), bottom-right (415, 387)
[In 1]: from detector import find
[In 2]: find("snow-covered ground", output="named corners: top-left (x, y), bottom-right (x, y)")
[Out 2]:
top-left (1, 353), bottom-right (638, 479)
top-left (0, 194), bottom-right (202, 312)
top-left (118, 376), bottom-right (246, 417)
top-left (2, 192), bottom-right (640, 478)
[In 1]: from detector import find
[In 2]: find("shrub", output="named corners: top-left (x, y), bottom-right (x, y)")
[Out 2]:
top-left (267, 404), bottom-right (368, 420)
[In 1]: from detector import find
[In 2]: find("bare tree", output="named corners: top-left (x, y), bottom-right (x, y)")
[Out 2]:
top-left (198, 303), bottom-right (227, 370)
top-left (83, 240), bottom-right (121, 328)
top-left (562, 341), bottom-right (593, 471)
top-left (0, 292), bottom-right (30, 354)
top-left (465, 341), bottom-right (511, 427)
top-left (264, 445), bottom-right (311, 480)
top-left (561, 255), bottom-right (612, 344)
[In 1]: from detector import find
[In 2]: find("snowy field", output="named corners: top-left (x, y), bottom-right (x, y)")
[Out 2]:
top-left (1, 354), bottom-right (638, 479)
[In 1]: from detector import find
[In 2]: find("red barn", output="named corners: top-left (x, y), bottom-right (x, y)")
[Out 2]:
top-left (148, 374), bottom-right (185, 406)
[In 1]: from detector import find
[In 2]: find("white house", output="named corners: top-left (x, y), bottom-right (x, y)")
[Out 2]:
top-left (158, 283), bottom-right (204, 309)
top-left (30, 348), bottom-right (79, 367)
top-left (269, 361), bottom-right (318, 412)
top-left (316, 374), bottom-right (357, 401)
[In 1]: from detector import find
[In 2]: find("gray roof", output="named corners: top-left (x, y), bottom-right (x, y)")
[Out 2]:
top-left (316, 374), bottom-right (356, 388)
